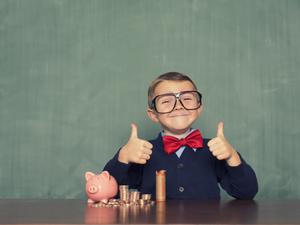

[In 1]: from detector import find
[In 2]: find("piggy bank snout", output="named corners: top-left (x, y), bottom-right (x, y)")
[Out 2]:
top-left (87, 185), bottom-right (98, 194)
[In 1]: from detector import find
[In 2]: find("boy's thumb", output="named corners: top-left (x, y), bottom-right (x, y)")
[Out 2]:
top-left (217, 121), bottom-right (225, 137)
top-left (130, 123), bottom-right (138, 139)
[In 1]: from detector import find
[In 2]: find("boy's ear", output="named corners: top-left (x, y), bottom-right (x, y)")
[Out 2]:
top-left (147, 108), bottom-right (159, 123)
top-left (197, 104), bottom-right (204, 117)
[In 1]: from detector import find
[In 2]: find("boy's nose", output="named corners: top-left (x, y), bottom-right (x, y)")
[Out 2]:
top-left (174, 99), bottom-right (184, 110)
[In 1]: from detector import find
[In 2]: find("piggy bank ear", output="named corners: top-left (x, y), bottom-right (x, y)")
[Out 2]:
top-left (85, 172), bottom-right (95, 181)
top-left (101, 171), bottom-right (110, 180)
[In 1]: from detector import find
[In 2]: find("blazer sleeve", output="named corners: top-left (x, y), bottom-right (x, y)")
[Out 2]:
top-left (215, 154), bottom-right (258, 199)
top-left (103, 150), bottom-right (144, 189)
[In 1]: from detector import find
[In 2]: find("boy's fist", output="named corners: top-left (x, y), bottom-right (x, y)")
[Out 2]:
top-left (207, 122), bottom-right (241, 167)
top-left (118, 123), bottom-right (153, 164)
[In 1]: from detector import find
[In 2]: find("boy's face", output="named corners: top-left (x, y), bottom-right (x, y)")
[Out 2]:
top-left (147, 80), bottom-right (203, 136)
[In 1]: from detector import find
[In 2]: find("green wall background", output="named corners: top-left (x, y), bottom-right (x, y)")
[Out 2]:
top-left (0, 0), bottom-right (299, 199)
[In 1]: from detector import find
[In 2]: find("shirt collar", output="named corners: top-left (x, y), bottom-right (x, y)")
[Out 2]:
top-left (161, 128), bottom-right (196, 139)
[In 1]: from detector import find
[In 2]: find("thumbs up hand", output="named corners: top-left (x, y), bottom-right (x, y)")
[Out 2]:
top-left (207, 122), bottom-right (241, 167)
top-left (118, 123), bottom-right (153, 164)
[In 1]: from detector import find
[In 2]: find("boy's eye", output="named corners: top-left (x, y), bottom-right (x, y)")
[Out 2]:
top-left (182, 97), bottom-right (192, 101)
top-left (161, 100), bottom-right (170, 104)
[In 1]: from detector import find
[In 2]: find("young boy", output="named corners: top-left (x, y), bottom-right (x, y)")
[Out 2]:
top-left (103, 72), bottom-right (258, 200)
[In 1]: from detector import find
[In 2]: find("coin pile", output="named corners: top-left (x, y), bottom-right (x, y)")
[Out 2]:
top-left (90, 185), bottom-right (155, 208)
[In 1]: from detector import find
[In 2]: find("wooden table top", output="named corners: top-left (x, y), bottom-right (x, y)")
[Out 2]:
top-left (1, 199), bottom-right (300, 224)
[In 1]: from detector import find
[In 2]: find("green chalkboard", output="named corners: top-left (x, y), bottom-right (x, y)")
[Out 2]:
top-left (0, 0), bottom-right (300, 199)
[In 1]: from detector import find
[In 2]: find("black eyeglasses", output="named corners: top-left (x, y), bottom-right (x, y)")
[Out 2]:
top-left (151, 91), bottom-right (202, 114)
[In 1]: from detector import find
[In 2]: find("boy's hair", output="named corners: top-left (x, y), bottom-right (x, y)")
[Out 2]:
top-left (148, 72), bottom-right (198, 108)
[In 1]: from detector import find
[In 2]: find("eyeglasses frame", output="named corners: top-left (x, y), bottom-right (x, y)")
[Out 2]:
top-left (150, 90), bottom-right (202, 114)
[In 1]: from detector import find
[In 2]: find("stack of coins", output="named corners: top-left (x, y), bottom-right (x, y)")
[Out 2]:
top-left (142, 194), bottom-right (151, 201)
top-left (129, 189), bottom-right (140, 203)
top-left (119, 185), bottom-right (129, 203)
top-left (156, 170), bottom-right (166, 201)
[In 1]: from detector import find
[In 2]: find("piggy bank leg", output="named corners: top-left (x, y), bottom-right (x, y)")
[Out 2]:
top-left (87, 198), bottom-right (95, 204)
top-left (101, 199), bottom-right (108, 204)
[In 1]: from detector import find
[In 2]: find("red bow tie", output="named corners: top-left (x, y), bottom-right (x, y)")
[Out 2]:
top-left (162, 129), bottom-right (203, 155)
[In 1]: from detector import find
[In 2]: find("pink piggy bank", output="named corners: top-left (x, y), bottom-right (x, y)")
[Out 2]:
top-left (85, 171), bottom-right (118, 203)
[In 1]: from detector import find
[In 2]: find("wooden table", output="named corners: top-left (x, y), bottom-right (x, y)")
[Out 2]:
top-left (1, 199), bottom-right (300, 224)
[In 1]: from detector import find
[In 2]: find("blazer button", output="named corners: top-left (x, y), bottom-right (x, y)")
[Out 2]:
top-left (177, 163), bottom-right (184, 169)
top-left (178, 186), bottom-right (185, 192)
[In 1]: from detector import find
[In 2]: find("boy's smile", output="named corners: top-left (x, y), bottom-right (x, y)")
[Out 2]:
top-left (147, 80), bottom-right (203, 137)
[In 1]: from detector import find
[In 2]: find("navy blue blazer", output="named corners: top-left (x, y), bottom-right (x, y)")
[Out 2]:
top-left (103, 133), bottom-right (258, 200)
